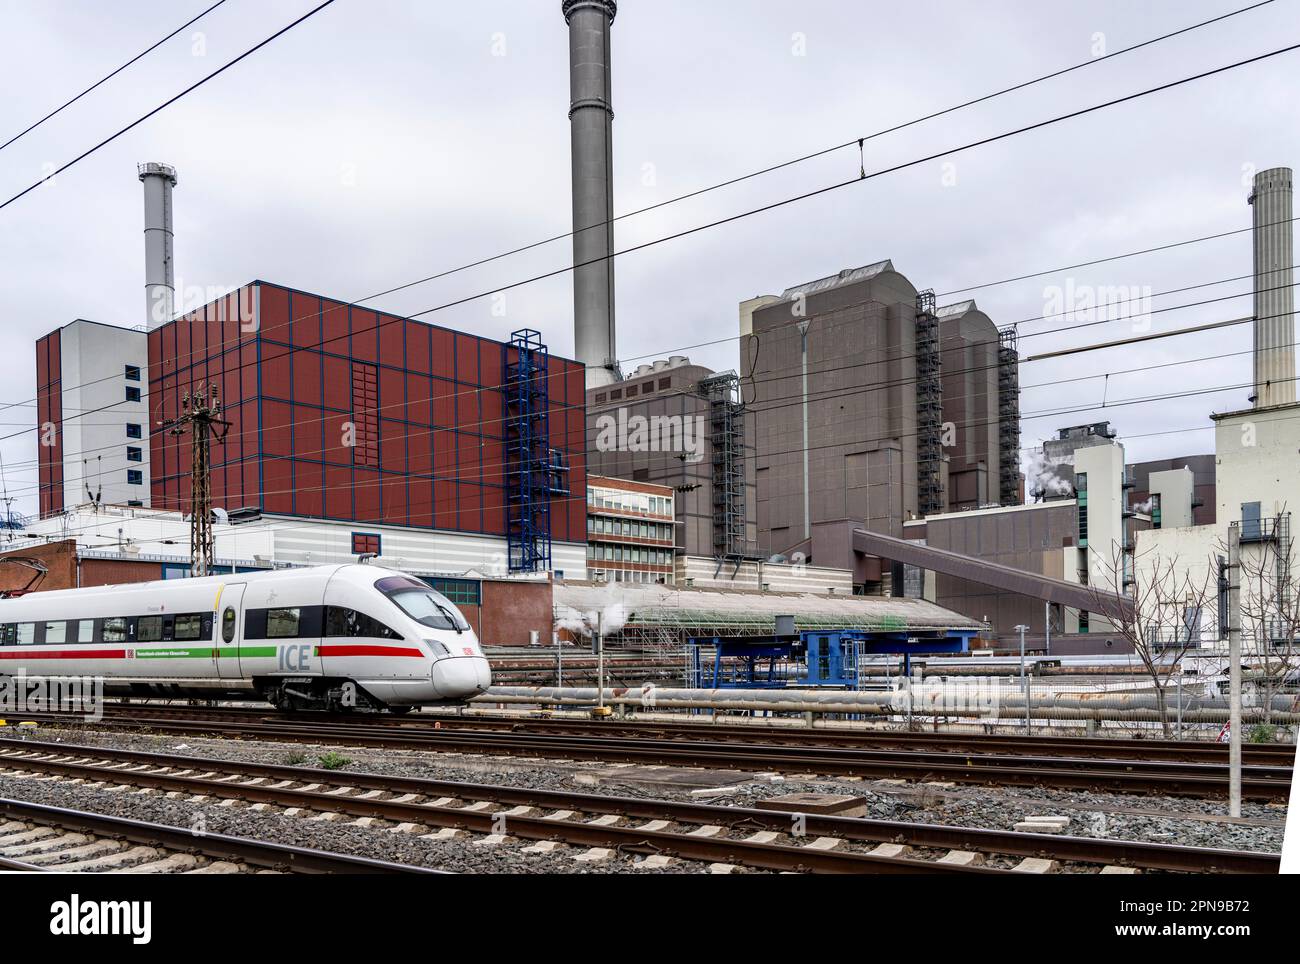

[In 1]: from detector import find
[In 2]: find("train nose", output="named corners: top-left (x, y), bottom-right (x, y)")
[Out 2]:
top-left (431, 656), bottom-right (491, 699)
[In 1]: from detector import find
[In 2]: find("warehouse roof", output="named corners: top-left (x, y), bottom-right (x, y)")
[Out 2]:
top-left (554, 580), bottom-right (984, 635)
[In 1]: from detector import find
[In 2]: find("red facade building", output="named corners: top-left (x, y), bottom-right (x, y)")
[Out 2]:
top-left (145, 281), bottom-right (587, 543)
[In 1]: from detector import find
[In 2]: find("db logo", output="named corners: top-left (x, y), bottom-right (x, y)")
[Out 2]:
top-left (126, 649), bottom-right (135, 659)
top-left (462, 647), bottom-right (474, 656)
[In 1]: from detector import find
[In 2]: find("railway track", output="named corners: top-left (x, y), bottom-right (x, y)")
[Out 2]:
top-left (15, 708), bottom-right (1292, 800)
top-left (21, 702), bottom-right (1295, 765)
top-left (0, 737), bottom-right (1277, 874)
top-left (0, 795), bottom-right (440, 874)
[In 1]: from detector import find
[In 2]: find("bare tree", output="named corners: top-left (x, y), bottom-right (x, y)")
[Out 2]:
top-left (1226, 508), bottom-right (1300, 726)
top-left (1084, 541), bottom-right (1216, 738)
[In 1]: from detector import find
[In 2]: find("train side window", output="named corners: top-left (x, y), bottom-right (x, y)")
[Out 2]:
top-left (44, 621), bottom-right (67, 644)
top-left (16, 623), bottom-right (35, 645)
top-left (266, 608), bottom-right (301, 638)
top-left (137, 616), bottom-right (163, 642)
top-left (325, 606), bottom-right (399, 639)
top-left (0, 624), bottom-right (12, 645)
top-left (222, 608), bottom-right (236, 643)
top-left (102, 617), bottom-right (127, 643)
top-left (175, 614), bottom-right (203, 641)
top-left (76, 619), bottom-right (94, 643)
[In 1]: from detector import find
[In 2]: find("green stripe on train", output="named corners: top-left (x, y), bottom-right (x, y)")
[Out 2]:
top-left (134, 646), bottom-right (279, 659)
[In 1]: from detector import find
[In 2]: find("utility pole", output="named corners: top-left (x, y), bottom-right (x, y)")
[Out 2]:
top-left (164, 383), bottom-right (230, 577)
top-left (1015, 624), bottom-right (1030, 735)
top-left (1226, 525), bottom-right (1243, 818)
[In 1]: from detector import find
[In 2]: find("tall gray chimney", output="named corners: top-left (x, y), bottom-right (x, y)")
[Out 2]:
top-left (1248, 167), bottom-right (1295, 408)
top-left (139, 161), bottom-right (178, 330)
top-left (562, 0), bottom-right (619, 389)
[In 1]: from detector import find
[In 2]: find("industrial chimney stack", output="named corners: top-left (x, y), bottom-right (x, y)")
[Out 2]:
top-left (1248, 167), bottom-right (1296, 408)
top-left (139, 161), bottom-right (178, 330)
top-left (562, 0), bottom-right (619, 389)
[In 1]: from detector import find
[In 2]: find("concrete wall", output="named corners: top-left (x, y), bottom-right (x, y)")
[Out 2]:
top-left (1147, 467), bottom-right (1196, 529)
top-left (913, 501), bottom-right (1077, 638)
top-left (1134, 522), bottom-right (1219, 642)
top-left (58, 321), bottom-right (150, 510)
top-left (1128, 454), bottom-right (1215, 526)
top-left (1213, 404), bottom-right (1300, 523)
top-left (743, 265), bottom-right (920, 561)
top-left (586, 363), bottom-right (756, 558)
top-left (938, 302), bottom-right (999, 511)
top-left (1071, 441), bottom-right (1127, 632)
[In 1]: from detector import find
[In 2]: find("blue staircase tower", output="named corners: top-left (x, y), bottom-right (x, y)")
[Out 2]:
top-left (505, 329), bottom-right (560, 572)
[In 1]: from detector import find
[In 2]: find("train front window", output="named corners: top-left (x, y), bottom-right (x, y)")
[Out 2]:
top-left (374, 576), bottom-right (470, 632)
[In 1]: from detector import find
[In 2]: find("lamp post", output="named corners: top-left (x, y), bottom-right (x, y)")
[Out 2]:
top-left (1014, 624), bottom-right (1030, 735)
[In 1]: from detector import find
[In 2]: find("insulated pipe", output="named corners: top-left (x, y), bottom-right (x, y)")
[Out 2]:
top-left (563, 0), bottom-right (619, 389)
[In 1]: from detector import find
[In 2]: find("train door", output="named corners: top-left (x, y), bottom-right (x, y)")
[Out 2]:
top-left (216, 584), bottom-right (247, 679)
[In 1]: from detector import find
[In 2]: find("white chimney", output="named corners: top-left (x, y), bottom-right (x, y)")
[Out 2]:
top-left (1249, 167), bottom-right (1296, 408)
top-left (139, 162), bottom-right (178, 330)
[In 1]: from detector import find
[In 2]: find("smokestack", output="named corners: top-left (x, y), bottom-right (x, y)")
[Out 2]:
top-left (139, 161), bottom-right (178, 330)
top-left (562, 0), bottom-right (619, 389)
top-left (1248, 167), bottom-right (1295, 408)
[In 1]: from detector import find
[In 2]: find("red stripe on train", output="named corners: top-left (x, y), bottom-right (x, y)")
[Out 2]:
top-left (315, 644), bottom-right (425, 658)
top-left (0, 649), bottom-right (127, 660)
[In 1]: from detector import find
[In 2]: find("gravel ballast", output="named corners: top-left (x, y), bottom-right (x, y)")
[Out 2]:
top-left (0, 723), bottom-right (1285, 863)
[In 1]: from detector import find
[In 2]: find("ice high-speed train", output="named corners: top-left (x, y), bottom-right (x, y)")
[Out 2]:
top-left (0, 564), bottom-right (491, 711)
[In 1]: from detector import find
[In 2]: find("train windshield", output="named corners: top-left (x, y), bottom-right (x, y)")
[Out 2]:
top-left (375, 576), bottom-right (470, 633)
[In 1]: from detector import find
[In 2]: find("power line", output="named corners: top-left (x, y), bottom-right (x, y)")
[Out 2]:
top-left (4, 21), bottom-right (1294, 415)
top-left (323, 1), bottom-right (1281, 310)
top-left (0, 0), bottom-right (230, 154)
top-left (6, 46), bottom-right (1298, 497)
top-left (5, 287), bottom-right (1296, 498)
top-left (13, 381), bottom-right (1300, 556)
top-left (399, 40), bottom-right (1300, 325)
top-left (7, 315), bottom-right (1299, 513)
top-left (0, 0), bottom-right (339, 213)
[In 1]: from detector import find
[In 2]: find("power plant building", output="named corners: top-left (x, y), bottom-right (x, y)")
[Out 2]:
top-left (739, 261), bottom-right (1022, 588)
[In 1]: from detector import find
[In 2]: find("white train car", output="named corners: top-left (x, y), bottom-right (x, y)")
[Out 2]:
top-left (0, 564), bottom-right (491, 711)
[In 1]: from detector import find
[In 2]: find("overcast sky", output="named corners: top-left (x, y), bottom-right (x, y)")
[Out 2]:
top-left (0, 0), bottom-right (1297, 515)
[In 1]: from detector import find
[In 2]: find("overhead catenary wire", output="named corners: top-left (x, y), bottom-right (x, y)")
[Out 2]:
top-left (4, 288), bottom-right (1296, 498)
top-left (0, 0), bottom-right (230, 154)
top-left (6, 317), bottom-right (1299, 518)
top-left (13, 378), bottom-right (1300, 559)
top-left (4, 29), bottom-right (1297, 419)
top-left (4, 17), bottom-right (1297, 521)
top-left (0, 0), bottom-right (339, 213)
